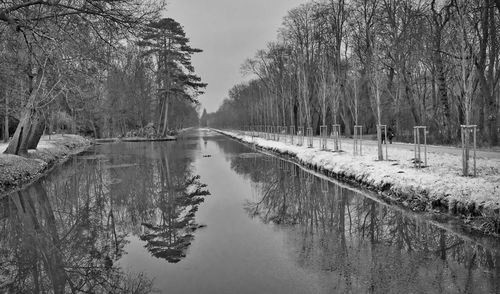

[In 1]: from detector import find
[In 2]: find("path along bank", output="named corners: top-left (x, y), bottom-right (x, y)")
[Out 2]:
top-left (216, 129), bottom-right (500, 236)
top-left (0, 135), bottom-right (91, 195)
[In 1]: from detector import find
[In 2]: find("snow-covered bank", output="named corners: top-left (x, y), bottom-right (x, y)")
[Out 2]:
top-left (217, 129), bottom-right (500, 235)
top-left (0, 135), bottom-right (91, 194)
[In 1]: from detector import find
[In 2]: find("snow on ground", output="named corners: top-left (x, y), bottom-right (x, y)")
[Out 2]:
top-left (218, 129), bottom-right (500, 215)
top-left (0, 134), bottom-right (90, 194)
top-left (342, 137), bottom-right (500, 159)
top-left (0, 134), bottom-right (84, 153)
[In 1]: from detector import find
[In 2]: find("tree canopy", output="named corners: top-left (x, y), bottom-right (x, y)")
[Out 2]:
top-left (210, 0), bottom-right (500, 146)
top-left (0, 1), bottom-right (205, 154)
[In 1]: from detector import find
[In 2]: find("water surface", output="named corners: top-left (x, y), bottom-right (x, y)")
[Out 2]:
top-left (0, 129), bottom-right (499, 293)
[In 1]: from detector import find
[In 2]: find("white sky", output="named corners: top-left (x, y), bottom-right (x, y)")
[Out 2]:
top-left (166, 0), bottom-right (308, 113)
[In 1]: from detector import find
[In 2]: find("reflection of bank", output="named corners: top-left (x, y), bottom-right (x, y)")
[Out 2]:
top-left (0, 139), bottom-right (210, 292)
top-left (321, 178), bottom-right (328, 194)
top-left (0, 184), bottom-right (66, 292)
top-left (226, 150), bottom-right (500, 294)
top-left (0, 182), bottom-right (135, 293)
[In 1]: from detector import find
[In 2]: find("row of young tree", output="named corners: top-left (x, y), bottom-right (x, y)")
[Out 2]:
top-left (209, 0), bottom-right (500, 146)
top-left (0, 1), bottom-right (205, 155)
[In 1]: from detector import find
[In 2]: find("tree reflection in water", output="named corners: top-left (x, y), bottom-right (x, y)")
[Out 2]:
top-left (231, 155), bottom-right (500, 294)
top-left (0, 141), bottom-right (209, 293)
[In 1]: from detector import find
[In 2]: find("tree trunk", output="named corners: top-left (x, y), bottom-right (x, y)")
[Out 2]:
top-left (162, 96), bottom-right (169, 136)
top-left (403, 73), bottom-right (420, 126)
top-left (458, 102), bottom-right (465, 140)
top-left (4, 105), bottom-right (36, 155)
top-left (376, 80), bottom-right (383, 160)
top-left (157, 97), bottom-right (164, 136)
top-left (430, 0), bottom-right (453, 142)
top-left (314, 111), bottom-right (320, 135)
top-left (3, 94), bottom-right (8, 143)
top-left (90, 119), bottom-right (98, 138)
top-left (27, 116), bottom-right (45, 150)
top-left (342, 116), bottom-right (351, 137)
top-left (487, 106), bottom-right (498, 146)
top-left (487, 1), bottom-right (498, 146)
top-left (341, 92), bottom-right (352, 136)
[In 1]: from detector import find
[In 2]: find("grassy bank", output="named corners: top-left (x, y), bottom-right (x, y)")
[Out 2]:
top-left (217, 129), bottom-right (500, 236)
top-left (0, 134), bottom-right (91, 195)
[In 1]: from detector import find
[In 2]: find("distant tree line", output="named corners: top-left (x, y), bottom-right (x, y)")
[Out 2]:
top-left (209, 0), bottom-right (500, 146)
top-left (0, 1), bottom-right (205, 155)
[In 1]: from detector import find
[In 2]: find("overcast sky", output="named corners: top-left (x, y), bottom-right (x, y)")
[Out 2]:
top-left (166, 0), bottom-right (307, 113)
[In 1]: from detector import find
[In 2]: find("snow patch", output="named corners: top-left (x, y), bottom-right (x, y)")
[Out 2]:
top-left (218, 130), bottom-right (500, 214)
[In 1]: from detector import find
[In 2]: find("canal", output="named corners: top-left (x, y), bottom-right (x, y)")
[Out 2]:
top-left (0, 129), bottom-right (499, 293)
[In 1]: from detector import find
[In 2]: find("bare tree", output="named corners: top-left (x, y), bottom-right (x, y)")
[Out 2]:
top-left (1, 1), bottom-right (165, 154)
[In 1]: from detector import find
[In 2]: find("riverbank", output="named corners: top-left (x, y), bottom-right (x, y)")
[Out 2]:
top-left (0, 134), bottom-right (91, 195)
top-left (217, 129), bottom-right (500, 236)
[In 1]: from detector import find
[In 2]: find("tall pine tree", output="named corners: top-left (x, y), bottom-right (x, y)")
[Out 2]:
top-left (138, 18), bottom-right (206, 136)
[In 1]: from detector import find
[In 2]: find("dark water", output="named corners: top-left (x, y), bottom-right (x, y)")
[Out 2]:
top-left (0, 129), bottom-right (499, 293)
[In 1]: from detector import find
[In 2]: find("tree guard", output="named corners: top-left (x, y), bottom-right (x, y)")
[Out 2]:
top-left (281, 125), bottom-right (287, 142)
top-left (353, 125), bottom-right (363, 156)
top-left (413, 126), bottom-right (427, 168)
top-left (297, 126), bottom-right (304, 146)
top-left (320, 125), bottom-right (328, 150)
top-left (331, 124), bottom-right (341, 151)
top-left (461, 125), bottom-right (477, 177)
top-left (289, 126), bottom-right (295, 145)
top-left (306, 127), bottom-right (313, 148)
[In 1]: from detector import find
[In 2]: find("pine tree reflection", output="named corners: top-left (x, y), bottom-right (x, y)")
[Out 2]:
top-left (0, 141), bottom-right (209, 292)
top-left (230, 154), bottom-right (500, 294)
